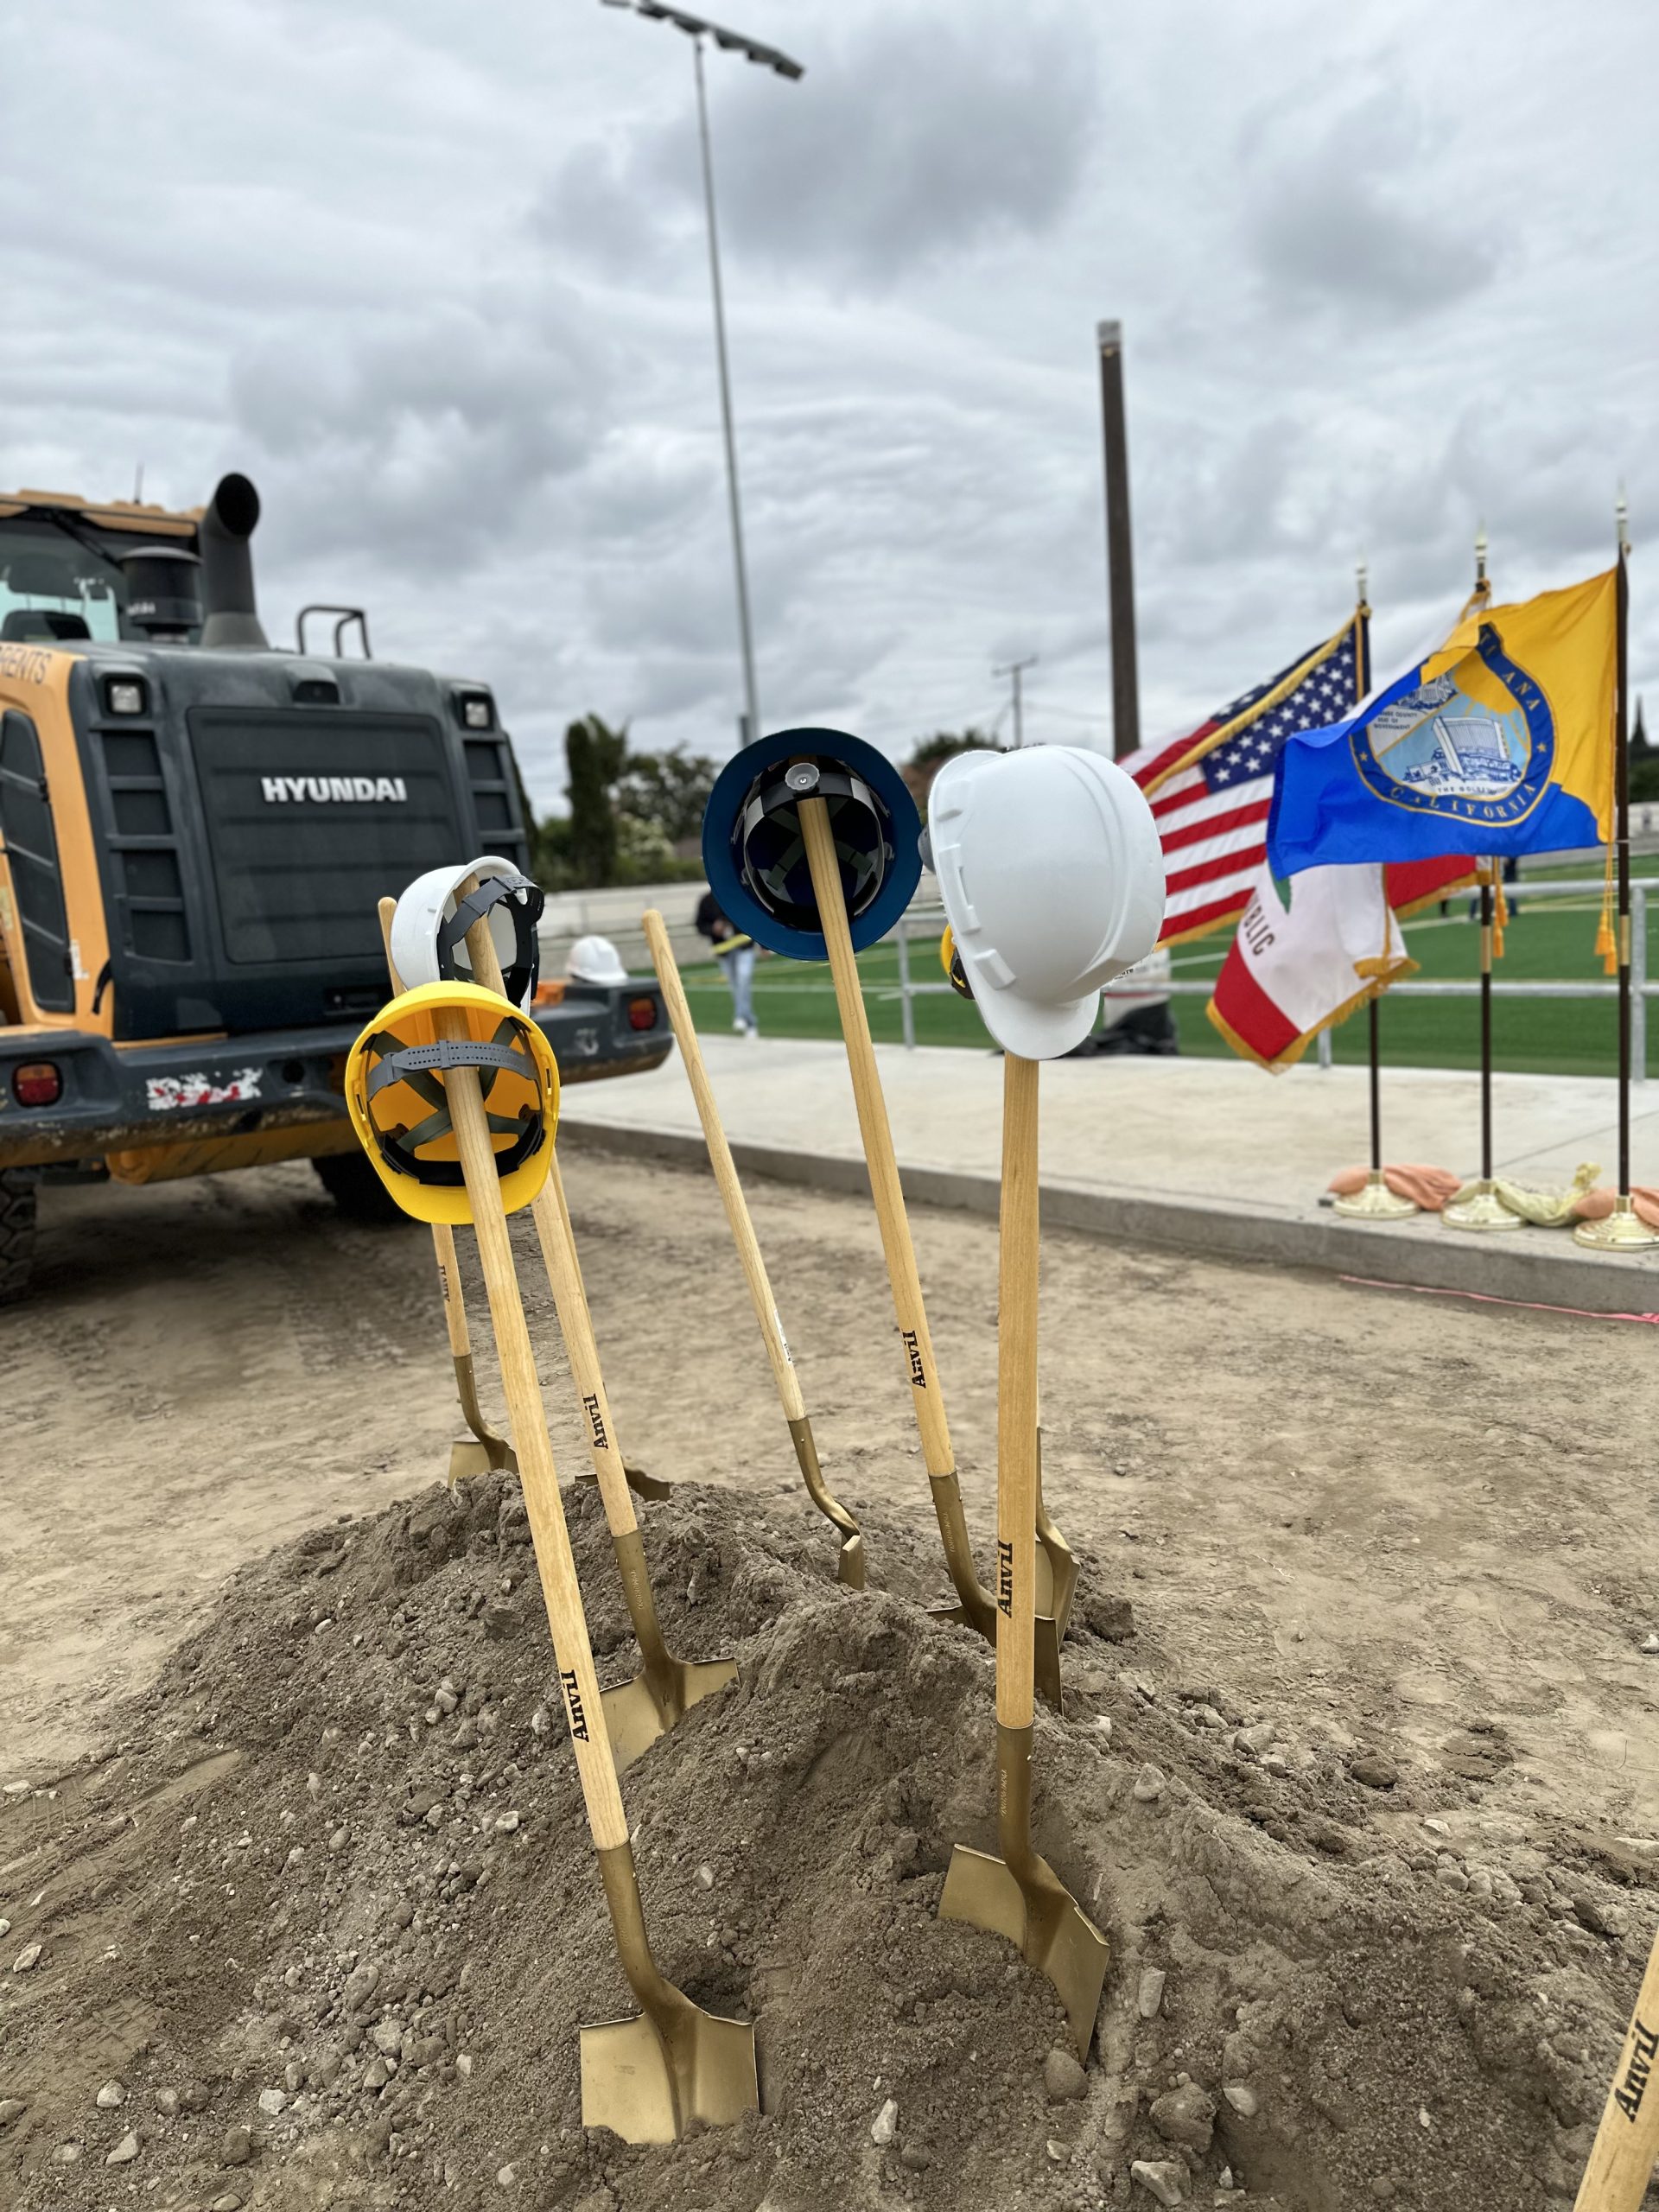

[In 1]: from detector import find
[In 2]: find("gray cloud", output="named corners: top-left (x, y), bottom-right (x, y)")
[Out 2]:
top-left (3, 0), bottom-right (1656, 805)
top-left (540, 1), bottom-right (1101, 293)
top-left (1241, 91), bottom-right (1503, 318)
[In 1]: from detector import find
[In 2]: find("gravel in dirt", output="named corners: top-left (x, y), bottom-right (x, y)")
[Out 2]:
top-left (0, 1466), bottom-right (1647, 2212)
top-left (3, 1148), bottom-right (1656, 2209)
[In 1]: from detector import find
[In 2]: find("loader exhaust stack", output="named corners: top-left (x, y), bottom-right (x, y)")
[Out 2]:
top-left (199, 472), bottom-right (270, 649)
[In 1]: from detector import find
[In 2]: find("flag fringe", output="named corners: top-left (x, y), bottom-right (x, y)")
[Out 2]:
top-left (1205, 957), bottom-right (1417, 1076)
top-left (1390, 868), bottom-right (1479, 922)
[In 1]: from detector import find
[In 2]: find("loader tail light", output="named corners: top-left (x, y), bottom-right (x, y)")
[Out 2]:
top-left (627, 996), bottom-right (658, 1032)
top-left (12, 1061), bottom-right (62, 1107)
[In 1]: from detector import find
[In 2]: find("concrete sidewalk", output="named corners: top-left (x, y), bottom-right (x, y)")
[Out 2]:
top-left (561, 1036), bottom-right (1659, 1312)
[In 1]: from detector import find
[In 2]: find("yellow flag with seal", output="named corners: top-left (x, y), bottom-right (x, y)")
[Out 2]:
top-left (1269, 567), bottom-right (1618, 874)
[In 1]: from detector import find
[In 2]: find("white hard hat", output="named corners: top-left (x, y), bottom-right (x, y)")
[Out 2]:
top-left (391, 856), bottom-right (544, 1010)
top-left (927, 747), bottom-right (1165, 1059)
top-left (566, 933), bottom-right (629, 988)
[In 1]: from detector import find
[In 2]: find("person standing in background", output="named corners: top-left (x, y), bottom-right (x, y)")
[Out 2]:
top-left (696, 887), bottom-right (759, 1036)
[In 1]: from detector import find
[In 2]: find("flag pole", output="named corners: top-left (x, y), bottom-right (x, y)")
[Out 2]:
top-left (1444, 528), bottom-right (1521, 1232)
top-left (1333, 563), bottom-right (1414, 1220)
top-left (1575, 494), bottom-right (1658, 1249)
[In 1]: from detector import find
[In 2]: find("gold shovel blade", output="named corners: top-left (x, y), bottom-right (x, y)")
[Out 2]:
top-left (1034, 1429), bottom-right (1077, 1637)
top-left (623, 1459), bottom-right (674, 1502)
top-left (576, 1459), bottom-right (675, 1503)
top-left (601, 1656), bottom-right (740, 1777)
top-left (580, 2003), bottom-right (759, 2144)
top-left (940, 1842), bottom-right (1109, 2059)
top-left (448, 1435), bottom-right (517, 1486)
top-left (930, 1597), bottom-right (1065, 1711)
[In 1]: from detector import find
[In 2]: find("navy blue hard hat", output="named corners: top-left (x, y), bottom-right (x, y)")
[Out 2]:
top-left (701, 727), bottom-right (922, 961)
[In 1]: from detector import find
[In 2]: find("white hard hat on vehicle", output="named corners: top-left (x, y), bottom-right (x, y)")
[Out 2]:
top-left (566, 934), bottom-right (630, 988)
top-left (390, 856), bottom-right (544, 1010)
top-left (927, 747), bottom-right (1165, 1060)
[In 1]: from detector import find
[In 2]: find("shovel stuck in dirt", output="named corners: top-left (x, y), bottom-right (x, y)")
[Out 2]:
top-left (941, 923), bottom-right (1075, 1632)
top-left (450, 893), bottom-right (738, 1773)
top-left (643, 906), bottom-right (865, 1588)
top-left (1572, 1918), bottom-right (1659, 2211)
top-left (377, 905), bottom-right (517, 1487)
top-left (352, 948), bottom-right (758, 2143)
top-left (794, 781), bottom-right (1068, 1702)
top-left (530, 1151), bottom-right (738, 1772)
top-left (939, 1052), bottom-right (1109, 2058)
top-left (380, 895), bottom-right (666, 1504)
top-left (436, 1223), bottom-right (518, 1483)
top-left (544, 1159), bottom-right (673, 1506)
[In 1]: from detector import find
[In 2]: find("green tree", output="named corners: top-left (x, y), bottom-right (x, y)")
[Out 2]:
top-left (564, 714), bottom-right (629, 888)
top-left (614, 746), bottom-right (718, 847)
top-left (902, 727), bottom-right (1003, 804)
top-left (906, 728), bottom-right (1002, 772)
top-left (526, 809), bottom-right (576, 893)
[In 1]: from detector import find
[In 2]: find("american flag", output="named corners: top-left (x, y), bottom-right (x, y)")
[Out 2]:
top-left (1122, 620), bottom-right (1363, 945)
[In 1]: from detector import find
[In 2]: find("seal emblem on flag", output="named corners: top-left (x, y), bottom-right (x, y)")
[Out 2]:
top-left (1350, 625), bottom-right (1555, 830)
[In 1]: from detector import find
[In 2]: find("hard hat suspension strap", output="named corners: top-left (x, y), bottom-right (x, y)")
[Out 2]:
top-left (439, 873), bottom-right (545, 1004)
top-left (365, 1026), bottom-right (545, 1187)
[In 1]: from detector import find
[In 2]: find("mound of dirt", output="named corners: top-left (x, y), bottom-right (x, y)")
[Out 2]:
top-left (0, 1473), bottom-right (1643, 2210)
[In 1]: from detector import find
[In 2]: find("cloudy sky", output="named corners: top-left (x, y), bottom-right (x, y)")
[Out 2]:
top-left (7, 0), bottom-right (1656, 810)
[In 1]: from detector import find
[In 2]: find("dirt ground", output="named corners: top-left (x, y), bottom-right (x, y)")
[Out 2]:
top-left (3, 1148), bottom-right (1658, 2209)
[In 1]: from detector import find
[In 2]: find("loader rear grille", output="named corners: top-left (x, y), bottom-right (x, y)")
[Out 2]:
top-left (189, 709), bottom-right (463, 966)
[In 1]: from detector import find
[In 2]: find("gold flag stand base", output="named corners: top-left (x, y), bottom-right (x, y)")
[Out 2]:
top-left (1573, 1199), bottom-right (1659, 1252)
top-left (1441, 1179), bottom-right (1523, 1233)
top-left (1332, 1169), bottom-right (1419, 1221)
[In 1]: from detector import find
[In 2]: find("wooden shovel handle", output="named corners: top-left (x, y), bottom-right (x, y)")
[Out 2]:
top-left (796, 793), bottom-right (954, 1476)
top-left (378, 896), bottom-right (472, 1362)
top-left (431, 1224), bottom-right (473, 1358)
top-left (444, 894), bottom-right (642, 1544)
top-left (1573, 1922), bottom-right (1659, 2210)
top-left (531, 1174), bottom-right (639, 1540)
top-left (996, 1052), bottom-right (1040, 1732)
top-left (430, 1000), bottom-right (628, 1851)
top-left (643, 908), bottom-right (807, 1423)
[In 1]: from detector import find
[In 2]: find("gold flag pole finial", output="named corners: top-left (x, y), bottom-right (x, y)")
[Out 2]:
top-left (1617, 485), bottom-right (1630, 557)
top-left (1355, 555), bottom-right (1369, 613)
top-left (1474, 524), bottom-right (1489, 591)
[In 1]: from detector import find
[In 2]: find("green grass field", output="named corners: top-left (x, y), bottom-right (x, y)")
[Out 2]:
top-left (677, 863), bottom-right (1658, 1079)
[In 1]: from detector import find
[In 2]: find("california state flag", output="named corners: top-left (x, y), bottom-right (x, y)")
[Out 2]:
top-left (1207, 856), bottom-right (1471, 1072)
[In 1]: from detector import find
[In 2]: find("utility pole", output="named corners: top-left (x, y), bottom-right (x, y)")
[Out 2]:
top-left (994, 654), bottom-right (1039, 748)
top-left (1096, 320), bottom-right (1140, 760)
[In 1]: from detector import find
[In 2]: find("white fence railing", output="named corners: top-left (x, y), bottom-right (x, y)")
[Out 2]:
top-left (536, 880), bottom-right (706, 981)
top-left (893, 875), bottom-right (1654, 1081)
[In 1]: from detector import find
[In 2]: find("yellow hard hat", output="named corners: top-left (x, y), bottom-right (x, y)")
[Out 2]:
top-left (345, 981), bottom-right (559, 1225)
top-left (939, 925), bottom-right (973, 1001)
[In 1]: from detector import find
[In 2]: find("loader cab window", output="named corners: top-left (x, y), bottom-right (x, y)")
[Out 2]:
top-left (0, 709), bottom-right (75, 1013)
top-left (0, 523), bottom-right (125, 644)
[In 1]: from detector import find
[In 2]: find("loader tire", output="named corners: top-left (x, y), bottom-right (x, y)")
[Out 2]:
top-left (312, 1151), bottom-right (406, 1224)
top-left (0, 1169), bottom-right (38, 1305)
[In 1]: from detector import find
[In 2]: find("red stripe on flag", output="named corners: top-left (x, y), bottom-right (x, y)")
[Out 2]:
top-left (1158, 798), bottom-right (1272, 861)
top-left (1148, 771), bottom-right (1208, 820)
top-left (1207, 938), bottom-right (1302, 1068)
top-left (1127, 721), bottom-right (1217, 791)
top-left (1164, 843), bottom-right (1268, 899)
top-left (1160, 887), bottom-right (1254, 944)
top-left (1386, 854), bottom-right (1474, 911)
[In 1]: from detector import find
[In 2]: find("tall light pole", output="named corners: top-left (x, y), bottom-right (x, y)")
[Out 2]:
top-left (601, 0), bottom-right (803, 750)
